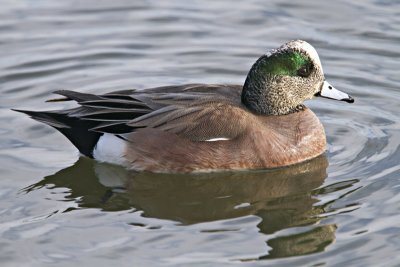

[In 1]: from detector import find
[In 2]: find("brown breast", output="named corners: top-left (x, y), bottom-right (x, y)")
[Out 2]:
top-left (124, 108), bottom-right (326, 173)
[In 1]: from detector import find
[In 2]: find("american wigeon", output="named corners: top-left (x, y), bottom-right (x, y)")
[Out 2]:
top-left (14, 40), bottom-right (354, 173)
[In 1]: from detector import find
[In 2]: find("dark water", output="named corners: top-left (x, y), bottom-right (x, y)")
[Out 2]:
top-left (1, 0), bottom-right (399, 266)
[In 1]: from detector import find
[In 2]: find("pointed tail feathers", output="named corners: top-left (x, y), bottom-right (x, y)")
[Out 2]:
top-left (13, 109), bottom-right (102, 158)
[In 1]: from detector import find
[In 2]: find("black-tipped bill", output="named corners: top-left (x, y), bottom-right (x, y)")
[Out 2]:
top-left (316, 81), bottom-right (354, 103)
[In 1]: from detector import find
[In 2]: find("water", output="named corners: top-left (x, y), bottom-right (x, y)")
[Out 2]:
top-left (1, 0), bottom-right (399, 266)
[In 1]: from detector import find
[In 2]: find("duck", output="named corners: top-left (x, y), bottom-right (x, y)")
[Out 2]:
top-left (14, 40), bottom-right (354, 173)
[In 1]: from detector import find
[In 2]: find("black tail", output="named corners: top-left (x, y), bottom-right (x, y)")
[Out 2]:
top-left (13, 89), bottom-right (152, 157)
top-left (13, 109), bottom-right (102, 158)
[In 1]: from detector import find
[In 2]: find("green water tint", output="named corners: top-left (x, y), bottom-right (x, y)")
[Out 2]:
top-left (25, 155), bottom-right (344, 259)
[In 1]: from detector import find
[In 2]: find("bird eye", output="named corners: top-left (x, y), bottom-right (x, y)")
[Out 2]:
top-left (297, 63), bottom-right (313, 77)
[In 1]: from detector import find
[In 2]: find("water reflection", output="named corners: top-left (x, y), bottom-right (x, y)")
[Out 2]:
top-left (25, 154), bottom-right (336, 258)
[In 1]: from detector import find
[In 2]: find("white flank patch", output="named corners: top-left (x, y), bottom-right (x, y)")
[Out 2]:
top-left (93, 134), bottom-right (128, 166)
top-left (204, 137), bottom-right (230, 142)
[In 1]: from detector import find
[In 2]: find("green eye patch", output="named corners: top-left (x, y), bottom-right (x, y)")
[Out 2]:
top-left (260, 51), bottom-right (312, 77)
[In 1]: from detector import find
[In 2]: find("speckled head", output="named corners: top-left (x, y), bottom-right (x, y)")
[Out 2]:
top-left (242, 40), bottom-right (353, 115)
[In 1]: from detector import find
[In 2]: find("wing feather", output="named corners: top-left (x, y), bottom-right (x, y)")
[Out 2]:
top-left (45, 84), bottom-right (248, 139)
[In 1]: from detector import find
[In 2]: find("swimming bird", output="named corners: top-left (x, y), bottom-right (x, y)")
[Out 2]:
top-left (14, 40), bottom-right (354, 173)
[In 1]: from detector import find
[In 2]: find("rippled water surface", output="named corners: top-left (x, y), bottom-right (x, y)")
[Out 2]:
top-left (1, 0), bottom-right (400, 266)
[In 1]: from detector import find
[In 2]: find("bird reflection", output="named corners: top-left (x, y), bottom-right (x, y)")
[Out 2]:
top-left (25, 154), bottom-right (336, 259)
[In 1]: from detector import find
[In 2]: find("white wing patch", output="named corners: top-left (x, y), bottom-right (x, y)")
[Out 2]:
top-left (204, 138), bottom-right (231, 142)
